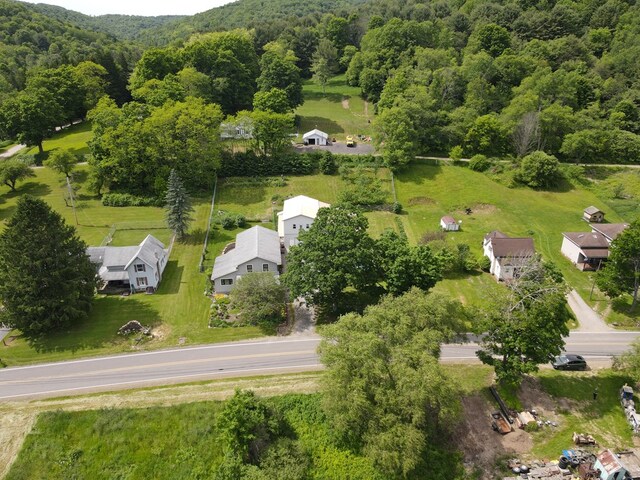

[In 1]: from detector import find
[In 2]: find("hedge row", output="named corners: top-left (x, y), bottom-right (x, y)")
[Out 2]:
top-left (102, 193), bottom-right (163, 207)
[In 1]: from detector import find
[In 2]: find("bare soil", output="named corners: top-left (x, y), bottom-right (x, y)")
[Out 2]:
top-left (341, 98), bottom-right (349, 109)
top-left (408, 196), bottom-right (436, 206)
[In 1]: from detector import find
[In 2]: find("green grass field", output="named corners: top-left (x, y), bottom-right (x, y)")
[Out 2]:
top-left (24, 122), bottom-right (93, 158)
top-left (0, 168), bottom-right (261, 366)
top-left (295, 75), bottom-right (372, 141)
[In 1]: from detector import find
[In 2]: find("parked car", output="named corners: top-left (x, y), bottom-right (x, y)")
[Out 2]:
top-left (346, 135), bottom-right (355, 147)
top-left (552, 354), bottom-right (588, 371)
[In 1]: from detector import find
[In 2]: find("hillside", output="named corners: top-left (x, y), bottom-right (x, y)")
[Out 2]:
top-left (25, 2), bottom-right (185, 41)
top-left (0, 0), bottom-right (140, 102)
top-left (137, 0), bottom-right (369, 45)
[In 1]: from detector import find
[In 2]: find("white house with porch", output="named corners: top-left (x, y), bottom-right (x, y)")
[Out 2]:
top-left (211, 226), bottom-right (282, 293)
top-left (277, 195), bottom-right (330, 250)
top-left (87, 234), bottom-right (169, 293)
top-left (302, 129), bottom-right (329, 146)
top-left (483, 231), bottom-right (536, 281)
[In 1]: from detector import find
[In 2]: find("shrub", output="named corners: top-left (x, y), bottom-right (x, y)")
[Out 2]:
top-left (468, 154), bottom-right (491, 172)
top-left (392, 202), bottom-right (402, 214)
top-left (479, 255), bottom-right (491, 272)
top-left (449, 145), bottom-right (464, 161)
top-left (102, 193), bottom-right (162, 207)
top-left (516, 151), bottom-right (562, 189)
top-left (235, 214), bottom-right (247, 228)
top-left (221, 215), bottom-right (236, 230)
top-left (319, 151), bottom-right (338, 174)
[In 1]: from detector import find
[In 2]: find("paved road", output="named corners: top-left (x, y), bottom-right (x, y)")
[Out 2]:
top-left (2, 331), bottom-right (640, 401)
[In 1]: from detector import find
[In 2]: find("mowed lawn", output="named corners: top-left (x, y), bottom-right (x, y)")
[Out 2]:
top-left (391, 162), bottom-right (632, 312)
top-left (295, 75), bottom-right (373, 141)
top-left (24, 121), bottom-right (93, 158)
top-left (0, 167), bottom-right (261, 366)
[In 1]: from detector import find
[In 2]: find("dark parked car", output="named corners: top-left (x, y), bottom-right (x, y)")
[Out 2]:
top-left (552, 354), bottom-right (588, 371)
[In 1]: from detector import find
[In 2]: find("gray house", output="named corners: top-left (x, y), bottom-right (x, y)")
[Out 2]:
top-left (87, 234), bottom-right (169, 293)
top-left (211, 226), bottom-right (282, 293)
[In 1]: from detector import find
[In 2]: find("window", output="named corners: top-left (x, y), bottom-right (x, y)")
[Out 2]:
top-left (135, 264), bottom-right (146, 272)
top-left (292, 224), bottom-right (297, 229)
top-left (306, 224), bottom-right (310, 229)
top-left (221, 279), bottom-right (233, 286)
top-left (246, 265), bottom-right (253, 272)
top-left (136, 277), bottom-right (148, 287)
top-left (263, 264), bottom-right (269, 272)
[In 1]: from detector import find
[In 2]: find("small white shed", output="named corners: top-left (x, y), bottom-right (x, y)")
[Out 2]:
top-left (303, 129), bottom-right (329, 146)
top-left (440, 216), bottom-right (460, 231)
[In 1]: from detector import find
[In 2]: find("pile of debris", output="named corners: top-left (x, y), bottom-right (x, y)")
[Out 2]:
top-left (504, 459), bottom-right (570, 480)
top-left (621, 384), bottom-right (640, 434)
top-left (117, 320), bottom-right (151, 336)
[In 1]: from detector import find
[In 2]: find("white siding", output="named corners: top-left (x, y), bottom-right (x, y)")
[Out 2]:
top-left (561, 237), bottom-right (583, 264)
top-left (213, 257), bottom-right (280, 294)
top-left (282, 214), bottom-right (315, 250)
top-left (126, 259), bottom-right (159, 291)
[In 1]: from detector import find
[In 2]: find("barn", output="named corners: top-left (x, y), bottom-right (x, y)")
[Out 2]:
top-left (303, 129), bottom-right (329, 146)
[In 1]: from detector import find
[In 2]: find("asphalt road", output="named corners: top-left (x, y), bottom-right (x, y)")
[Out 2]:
top-left (2, 331), bottom-right (640, 401)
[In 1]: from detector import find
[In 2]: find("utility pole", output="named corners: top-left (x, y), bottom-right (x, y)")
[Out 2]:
top-left (66, 176), bottom-right (78, 225)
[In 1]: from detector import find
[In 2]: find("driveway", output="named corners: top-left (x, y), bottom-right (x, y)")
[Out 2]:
top-left (0, 144), bottom-right (25, 158)
top-left (295, 142), bottom-right (375, 155)
top-left (567, 289), bottom-right (613, 332)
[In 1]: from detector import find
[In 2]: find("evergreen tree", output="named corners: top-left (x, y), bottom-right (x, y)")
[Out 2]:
top-left (165, 169), bottom-right (194, 239)
top-left (0, 196), bottom-right (95, 337)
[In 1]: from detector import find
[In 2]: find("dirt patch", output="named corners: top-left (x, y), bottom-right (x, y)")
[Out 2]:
top-left (456, 394), bottom-right (532, 479)
top-left (341, 98), bottom-right (349, 109)
top-left (151, 324), bottom-right (171, 342)
top-left (408, 196), bottom-right (436, 206)
top-left (518, 376), bottom-right (574, 414)
top-left (455, 203), bottom-right (497, 215)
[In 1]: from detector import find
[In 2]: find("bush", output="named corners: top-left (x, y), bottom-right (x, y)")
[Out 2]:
top-left (219, 151), bottom-right (319, 177)
top-left (319, 151), bottom-right (338, 174)
top-left (235, 214), bottom-right (247, 228)
top-left (468, 154), bottom-right (492, 172)
top-left (479, 255), bottom-right (491, 272)
top-left (221, 215), bottom-right (236, 230)
top-left (516, 151), bottom-right (562, 189)
top-left (392, 202), bottom-right (402, 214)
top-left (449, 145), bottom-right (464, 161)
top-left (102, 193), bottom-right (162, 207)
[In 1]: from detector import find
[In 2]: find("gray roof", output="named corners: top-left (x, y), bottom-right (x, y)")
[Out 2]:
top-left (584, 206), bottom-right (604, 215)
top-left (212, 226), bottom-right (281, 280)
top-left (87, 235), bottom-right (167, 271)
top-left (484, 230), bottom-right (508, 241)
top-left (562, 231), bottom-right (610, 248)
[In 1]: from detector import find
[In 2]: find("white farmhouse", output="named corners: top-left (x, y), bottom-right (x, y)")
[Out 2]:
top-left (302, 129), bottom-right (329, 146)
top-left (211, 226), bottom-right (282, 293)
top-left (277, 195), bottom-right (330, 250)
top-left (87, 235), bottom-right (169, 293)
top-left (483, 231), bottom-right (536, 281)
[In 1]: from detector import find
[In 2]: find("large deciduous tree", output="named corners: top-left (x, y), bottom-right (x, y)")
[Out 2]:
top-left (476, 257), bottom-right (570, 384)
top-left (319, 289), bottom-right (465, 478)
top-left (597, 220), bottom-right (640, 311)
top-left (282, 205), bottom-right (377, 313)
top-left (0, 196), bottom-right (95, 337)
top-left (44, 148), bottom-right (78, 178)
top-left (374, 105), bottom-right (419, 171)
top-left (165, 169), bottom-right (194, 240)
top-left (257, 42), bottom-right (304, 110)
top-left (515, 150), bottom-right (562, 189)
top-left (311, 38), bottom-right (338, 94)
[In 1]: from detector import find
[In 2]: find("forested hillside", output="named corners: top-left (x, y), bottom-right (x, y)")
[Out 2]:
top-left (0, 0), bottom-right (139, 103)
top-left (26, 3), bottom-right (185, 42)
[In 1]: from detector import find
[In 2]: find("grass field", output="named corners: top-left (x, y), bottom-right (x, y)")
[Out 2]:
top-left (0, 168), bottom-right (262, 366)
top-left (295, 75), bottom-right (372, 141)
top-left (24, 122), bottom-right (93, 158)
top-left (5, 367), bottom-right (635, 479)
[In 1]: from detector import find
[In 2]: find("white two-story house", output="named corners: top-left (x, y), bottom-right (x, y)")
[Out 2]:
top-left (277, 195), bottom-right (330, 250)
top-left (483, 231), bottom-right (536, 281)
top-left (211, 226), bottom-right (282, 293)
top-left (87, 234), bottom-right (169, 293)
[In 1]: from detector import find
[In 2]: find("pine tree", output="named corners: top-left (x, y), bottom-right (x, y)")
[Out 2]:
top-left (0, 196), bottom-right (95, 337)
top-left (165, 169), bottom-right (194, 239)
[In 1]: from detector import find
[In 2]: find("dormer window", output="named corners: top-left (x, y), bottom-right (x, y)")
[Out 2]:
top-left (135, 264), bottom-right (146, 272)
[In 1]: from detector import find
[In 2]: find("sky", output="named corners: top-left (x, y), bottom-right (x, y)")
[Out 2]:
top-left (21, 0), bottom-right (233, 16)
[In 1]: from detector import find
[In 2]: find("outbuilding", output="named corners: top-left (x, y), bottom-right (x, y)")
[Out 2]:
top-left (302, 129), bottom-right (329, 146)
top-left (440, 216), bottom-right (460, 231)
top-left (584, 206), bottom-right (605, 223)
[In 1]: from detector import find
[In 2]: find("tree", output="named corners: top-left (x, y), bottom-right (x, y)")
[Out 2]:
top-left (464, 114), bottom-right (510, 156)
top-left (513, 111), bottom-right (542, 158)
top-left (229, 272), bottom-right (286, 326)
top-left (44, 148), bottom-right (77, 178)
top-left (311, 38), bottom-right (338, 93)
top-left (0, 196), bottom-right (95, 337)
top-left (516, 151), bottom-right (562, 189)
top-left (252, 88), bottom-right (291, 114)
top-left (374, 105), bottom-right (419, 171)
top-left (476, 257), bottom-right (569, 384)
top-left (613, 339), bottom-right (640, 384)
top-left (319, 289), bottom-right (465, 478)
top-left (476, 23), bottom-right (511, 57)
top-left (282, 205), bottom-right (377, 313)
top-left (216, 389), bottom-right (280, 464)
top-left (0, 159), bottom-right (34, 191)
top-left (596, 220), bottom-right (640, 311)
top-left (165, 169), bottom-right (194, 239)
top-left (257, 42), bottom-right (304, 110)
top-left (246, 110), bottom-right (294, 157)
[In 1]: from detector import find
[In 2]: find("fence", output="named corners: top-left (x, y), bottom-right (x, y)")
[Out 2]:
top-left (198, 177), bottom-right (218, 273)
